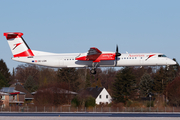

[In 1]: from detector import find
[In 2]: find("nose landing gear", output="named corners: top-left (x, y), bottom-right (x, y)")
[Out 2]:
top-left (166, 65), bottom-right (169, 70)
top-left (90, 62), bottom-right (98, 74)
top-left (90, 69), bottom-right (96, 74)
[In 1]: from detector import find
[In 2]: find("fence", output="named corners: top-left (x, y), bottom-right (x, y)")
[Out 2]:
top-left (1, 106), bottom-right (180, 112)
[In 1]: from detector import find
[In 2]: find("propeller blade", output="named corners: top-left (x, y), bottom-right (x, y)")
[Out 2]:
top-left (115, 55), bottom-right (118, 66)
top-left (116, 45), bottom-right (118, 53)
top-left (115, 45), bottom-right (121, 66)
top-left (115, 45), bottom-right (121, 56)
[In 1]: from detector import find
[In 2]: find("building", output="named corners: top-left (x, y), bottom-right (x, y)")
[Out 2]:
top-left (0, 87), bottom-right (25, 107)
top-left (32, 88), bottom-right (77, 105)
top-left (0, 82), bottom-right (34, 107)
top-left (80, 87), bottom-right (112, 105)
top-left (10, 83), bottom-right (34, 102)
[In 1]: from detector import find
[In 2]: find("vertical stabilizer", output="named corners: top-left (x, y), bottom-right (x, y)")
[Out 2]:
top-left (4, 32), bottom-right (34, 57)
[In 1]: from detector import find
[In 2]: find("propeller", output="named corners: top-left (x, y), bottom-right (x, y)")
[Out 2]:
top-left (115, 45), bottom-right (121, 66)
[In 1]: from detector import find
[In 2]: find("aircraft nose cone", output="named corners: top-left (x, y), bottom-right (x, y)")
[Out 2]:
top-left (170, 60), bottom-right (177, 65)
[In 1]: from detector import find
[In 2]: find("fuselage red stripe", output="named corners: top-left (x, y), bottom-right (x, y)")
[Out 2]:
top-left (13, 49), bottom-right (34, 57)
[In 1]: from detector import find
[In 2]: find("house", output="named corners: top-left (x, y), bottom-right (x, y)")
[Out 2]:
top-left (0, 82), bottom-right (34, 107)
top-left (32, 88), bottom-right (77, 105)
top-left (10, 83), bottom-right (34, 102)
top-left (0, 87), bottom-right (25, 107)
top-left (80, 87), bottom-right (112, 105)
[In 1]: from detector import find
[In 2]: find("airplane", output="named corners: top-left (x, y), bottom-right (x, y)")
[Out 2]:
top-left (4, 32), bottom-right (176, 74)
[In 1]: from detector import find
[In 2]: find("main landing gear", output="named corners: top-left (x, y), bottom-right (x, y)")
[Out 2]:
top-left (90, 62), bottom-right (98, 74)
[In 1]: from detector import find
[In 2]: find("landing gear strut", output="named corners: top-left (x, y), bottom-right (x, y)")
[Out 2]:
top-left (90, 62), bottom-right (98, 74)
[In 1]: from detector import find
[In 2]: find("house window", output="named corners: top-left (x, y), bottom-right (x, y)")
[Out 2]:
top-left (99, 95), bottom-right (101, 99)
top-left (1, 95), bottom-right (5, 100)
top-left (106, 95), bottom-right (108, 99)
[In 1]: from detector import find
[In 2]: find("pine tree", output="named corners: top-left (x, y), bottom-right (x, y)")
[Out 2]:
top-left (112, 67), bottom-right (136, 103)
top-left (0, 59), bottom-right (11, 85)
top-left (139, 73), bottom-right (154, 97)
top-left (153, 67), bottom-right (165, 94)
top-left (0, 72), bottom-right (8, 88)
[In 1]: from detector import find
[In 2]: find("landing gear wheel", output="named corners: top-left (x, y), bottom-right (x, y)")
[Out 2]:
top-left (90, 69), bottom-right (96, 74)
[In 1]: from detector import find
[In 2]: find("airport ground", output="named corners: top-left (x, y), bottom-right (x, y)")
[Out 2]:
top-left (1, 117), bottom-right (180, 120)
top-left (0, 112), bottom-right (180, 120)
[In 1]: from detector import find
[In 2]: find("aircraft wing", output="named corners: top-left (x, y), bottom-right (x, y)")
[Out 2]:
top-left (76, 47), bottom-right (102, 62)
top-left (76, 47), bottom-right (115, 62)
top-left (87, 47), bottom-right (102, 55)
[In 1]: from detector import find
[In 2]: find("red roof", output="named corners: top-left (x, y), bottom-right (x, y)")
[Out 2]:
top-left (9, 92), bottom-right (20, 95)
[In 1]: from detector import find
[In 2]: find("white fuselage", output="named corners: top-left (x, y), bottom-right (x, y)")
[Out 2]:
top-left (12, 50), bottom-right (176, 68)
top-left (4, 32), bottom-right (176, 70)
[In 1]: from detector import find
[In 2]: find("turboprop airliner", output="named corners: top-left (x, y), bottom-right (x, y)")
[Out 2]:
top-left (4, 32), bottom-right (176, 74)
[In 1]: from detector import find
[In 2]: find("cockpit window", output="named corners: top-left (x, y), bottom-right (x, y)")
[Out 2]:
top-left (158, 54), bottom-right (167, 57)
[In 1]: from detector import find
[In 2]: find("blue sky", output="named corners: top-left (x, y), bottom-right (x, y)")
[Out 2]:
top-left (0, 0), bottom-right (180, 72)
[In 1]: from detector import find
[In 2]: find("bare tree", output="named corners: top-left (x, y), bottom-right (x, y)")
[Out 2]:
top-left (166, 76), bottom-right (180, 106)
